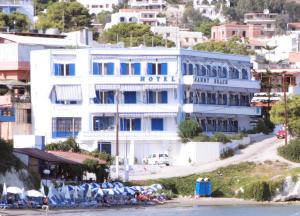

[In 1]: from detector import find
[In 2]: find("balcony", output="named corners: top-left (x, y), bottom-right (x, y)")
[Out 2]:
top-left (183, 104), bottom-right (261, 116)
top-left (183, 75), bottom-right (260, 90)
top-left (52, 131), bottom-right (79, 138)
top-left (78, 130), bottom-right (179, 142)
top-left (0, 107), bottom-right (15, 122)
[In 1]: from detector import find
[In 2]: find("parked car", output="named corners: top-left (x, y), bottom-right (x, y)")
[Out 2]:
top-left (142, 153), bottom-right (170, 165)
top-left (276, 129), bottom-right (286, 139)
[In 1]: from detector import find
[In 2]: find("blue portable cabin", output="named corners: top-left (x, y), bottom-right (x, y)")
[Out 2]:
top-left (195, 177), bottom-right (212, 197)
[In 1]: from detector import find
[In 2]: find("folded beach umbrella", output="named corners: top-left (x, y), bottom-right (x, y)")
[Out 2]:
top-left (20, 188), bottom-right (26, 200)
top-left (7, 186), bottom-right (22, 194)
top-left (86, 184), bottom-right (92, 198)
top-left (48, 186), bottom-right (54, 199)
top-left (73, 188), bottom-right (78, 200)
top-left (65, 187), bottom-right (71, 200)
top-left (40, 181), bottom-right (45, 196)
top-left (2, 183), bottom-right (7, 196)
top-left (26, 190), bottom-right (44, 198)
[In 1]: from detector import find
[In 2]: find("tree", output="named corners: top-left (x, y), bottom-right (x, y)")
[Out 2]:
top-left (36, 1), bottom-right (91, 32)
top-left (96, 11), bottom-right (112, 26)
top-left (270, 95), bottom-right (300, 137)
top-left (178, 119), bottom-right (201, 142)
top-left (99, 23), bottom-right (175, 47)
top-left (46, 137), bottom-right (80, 152)
top-left (181, 4), bottom-right (209, 30)
top-left (193, 37), bottom-right (255, 55)
top-left (194, 20), bottom-right (220, 37)
top-left (0, 12), bottom-right (30, 32)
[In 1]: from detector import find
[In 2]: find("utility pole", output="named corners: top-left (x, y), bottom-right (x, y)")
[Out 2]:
top-left (282, 71), bottom-right (288, 145)
top-left (115, 90), bottom-right (120, 179)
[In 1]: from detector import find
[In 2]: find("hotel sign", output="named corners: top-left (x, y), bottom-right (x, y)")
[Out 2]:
top-left (194, 77), bottom-right (228, 85)
top-left (140, 76), bottom-right (177, 83)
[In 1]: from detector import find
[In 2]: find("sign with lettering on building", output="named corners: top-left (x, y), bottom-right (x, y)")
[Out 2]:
top-left (194, 77), bottom-right (228, 85)
top-left (140, 76), bottom-right (177, 83)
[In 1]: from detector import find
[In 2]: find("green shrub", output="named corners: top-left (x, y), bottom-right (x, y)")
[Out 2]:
top-left (192, 133), bottom-right (211, 142)
top-left (244, 181), bottom-right (271, 201)
top-left (46, 137), bottom-right (80, 152)
top-left (220, 148), bottom-right (235, 159)
top-left (278, 139), bottom-right (300, 162)
top-left (227, 132), bottom-right (248, 140)
top-left (211, 133), bottom-right (231, 143)
top-left (179, 120), bottom-right (202, 142)
top-left (248, 119), bottom-right (274, 135)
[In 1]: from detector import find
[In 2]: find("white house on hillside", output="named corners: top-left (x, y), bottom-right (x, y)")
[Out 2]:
top-left (105, 9), bottom-right (166, 29)
top-left (76, 0), bottom-right (123, 14)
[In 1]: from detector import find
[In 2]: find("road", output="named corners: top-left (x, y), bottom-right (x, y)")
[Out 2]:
top-left (128, 135), bottom-right (298, 181)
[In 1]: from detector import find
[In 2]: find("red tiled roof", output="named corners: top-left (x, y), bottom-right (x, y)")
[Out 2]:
top-left (13, 148), bottom-right (79, 164)
top-left (47, 151), bottom-right (107, 165)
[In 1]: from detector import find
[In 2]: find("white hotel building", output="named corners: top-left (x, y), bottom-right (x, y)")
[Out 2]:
top-left (30, 48), bottom-right (260, 164)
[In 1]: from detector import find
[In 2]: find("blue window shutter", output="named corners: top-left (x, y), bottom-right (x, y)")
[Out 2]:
top-left (147, 63), bottom-right (153, 75)
top-left (121, 63), bottom-right (127, 75)
top-left (151, 118), bottom-right (163, 131)
top-left (120, 118), bottom-right (125, 131)
top-left (108, 91), bottom-right (114, 104)
top-left (93, 62), bottom-right (100, 75)
top-left (69, 64), bottom-right (75, 76)
top-left (188, 64), bottom-right (193, 75)
top-left (133, 118), bottom-right (141, 131)
top-left (183, 63), bottom-right (187, 75)
top-left (161, 63), bottom-right (168, 75)
top-left (124, 91), bottom-right (136, 104)
top-left (54, 64), bottom-right (60, 76)
top-left (148, 91), bottom-right (154, 104)
top-left (133, 63), bottom-right (141, 75)
top-left (107, 63), bottom-right (114, 75)
top-left (162, 91), bottom-right (168, 104)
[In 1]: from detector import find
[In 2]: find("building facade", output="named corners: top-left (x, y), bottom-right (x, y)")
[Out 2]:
top-left (76, 0), bottom-right (122, 14)
top-left (128, 0), bottom-right (166, 11)
top-left (0, 0), bottom-right (34, 22)
top-left (193, 0), bottom-right (229, 22)
top-left (30, 48), bottom-right (260, 163)
top-left (151, 26), bottom-right (207, 48)
top-left (211, 22), bottom-right (264, 41)
top-left (105, 9), bottom-right (166, 29)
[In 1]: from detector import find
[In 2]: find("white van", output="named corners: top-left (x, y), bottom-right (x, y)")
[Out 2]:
top-left (142, 153), bottom-right (169, 165)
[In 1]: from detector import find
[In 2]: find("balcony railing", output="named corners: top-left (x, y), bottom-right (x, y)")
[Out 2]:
top-left (0, 107), bottom-right (15, 122)
top-left (52, 131), bottom-right (79, 138)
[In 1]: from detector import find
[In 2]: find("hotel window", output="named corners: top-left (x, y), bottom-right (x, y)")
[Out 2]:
top-left (120, 118), bottom-right (141, 131)
top-left (53, 85), bottom-right (82, 105)
top-left (201, 92), bottom-right (206, 104)
top-left (218, 94), bottom-right (227, 105)
top-left (147, 63), bottom-right (168, 75)
top-left (209, 66), bottom-right (217, 77)
top-left (219, 67), bottom-right (227, 78)
top-left (147, 91), bottom-right (168, 104)
top-left (207, 93), bottom-right (216, 104)
top-left (206, 65), bottom-right (211, 76)
top-left (242, 69), bottom-right (248, 79)
top-left (188, 63), bottom-right (194, 75)
top-left (120, 63), bottom-right (141, 75)
top-left (229, 67), bottom-right (239, 79)
top-left (195, 64), bottom-right (200, 76)
top-left (93, 116), bottom-right (114, 131)
top-left (92, 62), bottom-right (114, 75)
top-left (54, 63), bottom-right (75, 76)
top-left (94, 90), bottom-right (114, 104)
top-left (52, 117), bottom-right (81, 138)
top-left (200, 65), bottom-right (206, 76)
top-left (124, 91), bottom-right (137, 104)
top-left (151, 118), bottom-right (164, 131)
top-left (182, 63), bottom-right (187, 75)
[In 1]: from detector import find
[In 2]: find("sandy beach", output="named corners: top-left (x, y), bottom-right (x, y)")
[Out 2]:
top-left (1, 197), bottom-right (300, 216)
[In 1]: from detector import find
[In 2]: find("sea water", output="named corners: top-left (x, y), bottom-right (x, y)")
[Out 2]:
top-left (18, 205), bottom-right (300, 216)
